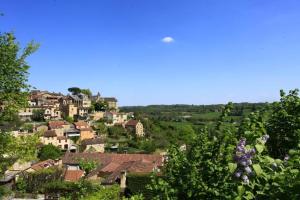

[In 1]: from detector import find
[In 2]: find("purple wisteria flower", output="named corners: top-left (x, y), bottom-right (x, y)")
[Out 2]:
top-left (233, 137), bottom-right (257, 184)
top-left (261, 134), bottom-right (270, 144)
top-left (284, 154), bottom-right (290, 162)
top-left (235, 170), bottom-right (242, 178)
top-left (242, 175), bottom-right (249, 184)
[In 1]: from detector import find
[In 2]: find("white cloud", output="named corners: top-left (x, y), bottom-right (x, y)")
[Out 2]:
top-left (161, 36), bottom-right (174, 43)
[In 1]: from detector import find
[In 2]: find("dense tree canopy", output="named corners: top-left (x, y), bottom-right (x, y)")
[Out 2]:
top-left (38, 144), bottom-right (62, 161)
top-left (149, 92), bottom-right (300, 199)
top-left (0, 32), bottom-right (39, 175)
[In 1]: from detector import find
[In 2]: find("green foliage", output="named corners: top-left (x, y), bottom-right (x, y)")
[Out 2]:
top-left (267, 89), bottom-right (300, 158)
top-left (31, 109), bottom-right (45, 122)
top-left (0, 32), bottom-right (39, 175)
top-left (148, 94), bottom-right (300, 199)
top-left (79, 159), bottom-right (98, 174)
top-left (127, 173), bottom-right (153, 200)
top-left (108, 125), bottom-right (128, 139)
top-left (0, 133), bottom-right (39, 175)
top-left (94, 121), bottom-right (108, 135)
top-left (68, 87), bottom-right (81, 95)
top-left (80, 88), bottom-right (92, 97)
top-left (0, 32), bottom-right (39, 122)
top-left (68, 87), bottom-right (92, 97)
top-left (16, 167), bottom-right (63, 194)
top-left (0, 185), bottom-right (12, 198)
top-left (44, 180), bottom-right (105, 200)
top-left (93, 101), bottom-right (108, 111)
top-left (80, 185), bottom-right (120, 200)
top-left (38, 144), bottom-right (62, 161)
top-left (21, 123), bottom-right (34, 132)
top-left (65, 116), bottom-right (74, 123)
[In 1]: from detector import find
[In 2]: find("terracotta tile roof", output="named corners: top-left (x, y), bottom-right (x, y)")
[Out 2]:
top-left (44, 130), bottom-right (57, 137)
top-left (63, 153), bottom-right (163, 175)
top-left (126, 120), bottom-right (139, 127)
top-left (81, 138), bottom-right (105, 146)
top-left (49, 121), bottom-right (66, 129)
top-left (64, 170), bottom-right (84, 182)
top-left (57, 136), bottom-right (67, 140)
top-left (103, 160), bottom-right (158, 184)
top-left (74, 121), bottom-right (89, 127)
top-left (31, 159), bottom-right (55, 171)
top-left (103, 97), bottom-right (117, 102)
top-left (80, 127), bottom-right (93, 132)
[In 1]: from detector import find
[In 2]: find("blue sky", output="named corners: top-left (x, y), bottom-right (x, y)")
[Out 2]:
top-left (1, 0), bottom-right (300, 106)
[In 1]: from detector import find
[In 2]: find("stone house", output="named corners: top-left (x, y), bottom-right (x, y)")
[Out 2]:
top-left (103, 97), bottom-right (118, 110)
top-left (40, 130), bottom-right (73, 150)
top-left (104, 112), bottom-right (127, 125)
top-left (62, 153), bottom-right (163, 188)
top-left (81, 138), bottom-right (105, 153)
top-left (125, 120), bottom-right (144, 137)
top-left (79, 127), bottom-right (95, 141)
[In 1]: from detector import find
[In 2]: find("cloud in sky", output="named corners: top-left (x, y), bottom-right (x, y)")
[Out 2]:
top-left (161, 36), bottom-right (174, 43)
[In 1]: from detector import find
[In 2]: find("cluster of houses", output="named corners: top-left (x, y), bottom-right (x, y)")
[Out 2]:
top-left (18, 90), bottom-right (118, 121)
top-left (0, 89), bottom-right (156, 196)
top-left (18, 90), bottom-right (144, 137)
top-left (0, 153), bottom-right (164, 192)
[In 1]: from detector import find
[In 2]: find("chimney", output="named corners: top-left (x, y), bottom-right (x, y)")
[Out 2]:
top-left (120, 170), bottom-right (127, 189)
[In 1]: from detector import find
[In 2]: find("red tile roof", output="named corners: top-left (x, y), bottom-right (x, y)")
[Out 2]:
top-left (31, 159), bottom-right (55, 171)
top-left (63, 153), bottom-right (163, 177)
top-left (126, 120), bottom-right (139, 127)
top-left (74, 121), bottom-right (89, 127)
top-left (44, 130), bottom-right (57, 137)
top-left (57, 136), bottom-right (67, 140)
top-left (64, 170), bottom-right (84, 182)
top-left (49, 121), bottom-right (66, 129)
top-left (80, 127), bottom-right (93, 132)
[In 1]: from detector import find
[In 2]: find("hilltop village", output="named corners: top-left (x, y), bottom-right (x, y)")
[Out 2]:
top-left (1, 88), bottom-right (163, 198)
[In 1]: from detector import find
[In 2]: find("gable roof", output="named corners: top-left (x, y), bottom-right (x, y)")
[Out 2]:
top-left (125, 120), bottom-right (139, 127)
top-left (81, 138), bottom-right (105, 146)
top-left (74, 121), bottom-right (89, 127)
top-left (103, 97), bottom-right (117, 102)
top-left (80, 127), bottom-right (93, 132)
top-left (64, 170), bottom-right (84, 182)
top-left (62, 153), bottom-right (163, 170)
top-left (31, 159), bottom-right (55, 171)
top-left (44, 130), bottom-right (57, 137)
top-left (48, 121), bottom-right (66, 129)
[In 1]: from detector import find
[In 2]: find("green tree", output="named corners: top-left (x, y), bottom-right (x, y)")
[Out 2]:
top-left (79, 159), bottom-right (98, 174)
top-left (31, 109), bottom-right (45, 121)
top-left (108, 126), bottom-right (127, 138)
top-left (38, 144), bottom-right (62, 161)
top-left (0, 32), bottom-right (39, 175)
top-left (148, 101), bottom-right (300, 199)
top-left (68, 87), bottom-right (81, 95)
top-left (93, 101), bottom-right (108, 111)
top-left (0, 32), bottom-right (39, 122)
top-left (65, 116), bottom-right (74, 123)
top-left (94, 122), bottom-right (108, 135)
top-left (81, 88), bottom-right (92, 97)
top-left (267, 89), bottom-right (300, 158)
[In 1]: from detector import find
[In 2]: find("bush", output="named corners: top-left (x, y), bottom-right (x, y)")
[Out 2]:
top-left (126, 173), bottom-right (153, 200)
top-left (38, 144), bottom-right (62, 161)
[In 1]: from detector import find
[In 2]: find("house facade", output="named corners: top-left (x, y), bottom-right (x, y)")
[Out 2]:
top-left (125, 120), bottom-right (144, 137)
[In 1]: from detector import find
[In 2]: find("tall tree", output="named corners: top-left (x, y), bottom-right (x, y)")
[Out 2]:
top-left (68, 87), bottom-right (81, 95)
top-left (0, 32), bottom-right (39, 175)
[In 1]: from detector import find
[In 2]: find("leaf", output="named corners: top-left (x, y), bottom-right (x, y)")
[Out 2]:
top-left (253, 164), bottom-right (263, 176)
top-left (290, 169), bottom-right (299, 174)
top-left (237, 185), bottom-right (245, 196)
top-left (228, 163), bottom-right (237, 173)
top-left (255, 144), bottom-right (264, 153)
